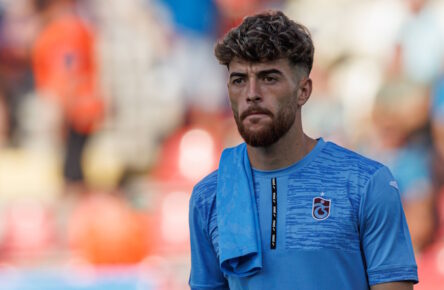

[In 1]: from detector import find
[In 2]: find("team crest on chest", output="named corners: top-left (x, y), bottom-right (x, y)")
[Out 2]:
top-left (312, 194), bottom-right (331, 221)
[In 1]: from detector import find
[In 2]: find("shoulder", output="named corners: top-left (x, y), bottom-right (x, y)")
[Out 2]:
top-left (321, 140), bottom-right (385, 178)
top-left (190, 170), bottom-right (219, 218)
top-left (192, 170), bottom-right (218, 199)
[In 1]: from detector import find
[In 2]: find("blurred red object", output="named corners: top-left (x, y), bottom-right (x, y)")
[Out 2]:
top-left (215, 0), bottom-right (267, 35)
top-left (152, 126), bottom-right (221, 184)
top-left (151, 190), bottom-right (191, 256)
top-left (415, 187), bottom-right (444, 289)
top-left (416, 241), bottom-right (444, 289)
top-left (215, 0), bottom-right (260, 18)
top-left (32, 15), bottom-right (103, 134)
top-left (1, 201), bottom-right (55, 261)
top-left (68, 193), bottom-right (151, 264)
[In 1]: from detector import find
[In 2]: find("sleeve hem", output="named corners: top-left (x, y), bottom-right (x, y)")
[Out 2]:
top-left (368, 266), bottom-right (418, 286)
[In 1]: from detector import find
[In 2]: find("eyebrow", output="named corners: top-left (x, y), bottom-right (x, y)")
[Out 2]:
top-left (229, 69), bottom-right (283, 79)
top-left (257, 69), bottom-right (283, 78)
top-left (229, 72), bottom-right (247, 79)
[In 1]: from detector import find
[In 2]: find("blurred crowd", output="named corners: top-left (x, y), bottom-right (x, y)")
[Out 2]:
top-left (0, 0), bottom-right (444, 289)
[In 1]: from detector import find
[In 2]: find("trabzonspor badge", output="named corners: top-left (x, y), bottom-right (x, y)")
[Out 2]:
top-left (312, 197), bottom-right (331, 220)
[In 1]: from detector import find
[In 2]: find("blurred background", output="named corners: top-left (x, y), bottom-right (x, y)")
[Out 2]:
top-left (0, 0), bottom-right (443, 289)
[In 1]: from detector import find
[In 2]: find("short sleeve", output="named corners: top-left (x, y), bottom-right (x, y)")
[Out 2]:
top-left (189, 192), bottom-right (229, 290)
top-left (359, 166), bottom-right (418, 286)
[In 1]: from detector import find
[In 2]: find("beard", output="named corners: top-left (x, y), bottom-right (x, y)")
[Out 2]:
top-left (234, 104), bottom-right (296, 147)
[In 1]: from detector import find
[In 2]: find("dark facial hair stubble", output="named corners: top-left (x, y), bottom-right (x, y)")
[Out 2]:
top-left (234, 104), bottom-right (296, 147)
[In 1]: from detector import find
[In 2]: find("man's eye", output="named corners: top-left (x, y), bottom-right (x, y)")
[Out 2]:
top-left (232, 78), bottom-right (244, 85)
top-left (263, 76), bottom-right (277, 83)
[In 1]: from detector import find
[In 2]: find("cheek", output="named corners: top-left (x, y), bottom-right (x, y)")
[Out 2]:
top-left (276, 91), bottom-right (297, 111)
top-left (289, 87), bottom-right (301, 106)
top-left (228, 95), bottom-right (239, 116)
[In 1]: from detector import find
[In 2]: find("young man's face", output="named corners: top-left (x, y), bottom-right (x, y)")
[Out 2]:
top-left (227, 57), bottom-right (309, 147)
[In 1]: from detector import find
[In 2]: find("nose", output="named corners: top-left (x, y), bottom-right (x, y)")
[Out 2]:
top-left (246, 78), bottom-right (262, 103)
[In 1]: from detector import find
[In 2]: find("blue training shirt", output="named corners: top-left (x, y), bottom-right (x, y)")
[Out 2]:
top-left (189, 138), bottom-right (418, 290)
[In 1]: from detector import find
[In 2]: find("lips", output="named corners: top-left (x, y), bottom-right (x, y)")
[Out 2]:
top-left (244, 112), bottom-right (269, 120)
top-left (241, 108), bottom-right (273, 121)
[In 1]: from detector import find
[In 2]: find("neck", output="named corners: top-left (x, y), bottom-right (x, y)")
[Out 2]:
top-left (246, 116), bottom-right (317, 171)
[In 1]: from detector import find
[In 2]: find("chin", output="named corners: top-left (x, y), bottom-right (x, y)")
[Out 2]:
top-left (242, 129), bottom-right (279, 147)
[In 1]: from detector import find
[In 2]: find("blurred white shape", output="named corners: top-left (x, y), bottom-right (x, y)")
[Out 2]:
top-left (346, 0), bottom-right (407, 59)
top-left (433, 0), bottom-right (444, 34)
top-left (161, 191), bottom-right (190, 244)
top-left (83, 131), bottom-right (125, 190)
top-left (18, 92), bottom-right (63, 150)
top-left (285, 0), bottom-right (351, 66)
top-left (398, 1), bottom-right (444, 84)
top-left (179, 129), bottom-right (215, 182)
top-left (92, 0), bottom-right (184, 171)
top-left (169, 35), bottom-right (227, 111)
top-left (303, 94), bottom-right (345, 142)
top-left (0, 149), bottom-right (62, 202)
top-left (329, 58), bottom-right (382, 126)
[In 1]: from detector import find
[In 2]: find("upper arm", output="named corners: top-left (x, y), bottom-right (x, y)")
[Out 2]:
top-left (360, 166), bottom-right (418, 286)
top-left (371, 281), bottom-right (413, 290)
top-left (189, 192), bottom-right (228, 290)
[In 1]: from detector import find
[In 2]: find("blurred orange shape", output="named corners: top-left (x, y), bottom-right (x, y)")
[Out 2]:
top-left (67, 193), bottom-right (150, 264)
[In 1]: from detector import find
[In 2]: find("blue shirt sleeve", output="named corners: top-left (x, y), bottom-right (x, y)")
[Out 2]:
top-left (359, 166), bottom-right (418, 286)
top-left (189, 191), bottom-right (229, 290)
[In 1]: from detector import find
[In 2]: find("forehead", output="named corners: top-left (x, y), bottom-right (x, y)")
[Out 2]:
top-left (228, 58), bottom-right (294, 74)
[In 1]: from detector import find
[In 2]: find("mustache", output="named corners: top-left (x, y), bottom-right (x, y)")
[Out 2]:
top-left (240, 106), bottom-right (273, 120)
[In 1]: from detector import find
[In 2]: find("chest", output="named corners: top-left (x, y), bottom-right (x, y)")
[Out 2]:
top-left (253, 174), bottom-right (362, 252)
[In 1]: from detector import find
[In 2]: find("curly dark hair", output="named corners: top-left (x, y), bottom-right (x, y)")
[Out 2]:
top-left (214, 10), bottom-right (314, 75)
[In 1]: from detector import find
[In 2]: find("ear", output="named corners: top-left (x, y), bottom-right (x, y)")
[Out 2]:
top-left (297, 77), bottom-right (312, 106)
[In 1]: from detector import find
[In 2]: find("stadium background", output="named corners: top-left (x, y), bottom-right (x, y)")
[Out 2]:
top-left (0, 0), bottom-right (444, 289)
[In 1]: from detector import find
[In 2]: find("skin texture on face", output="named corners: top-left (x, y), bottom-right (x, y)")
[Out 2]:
top-left (228, 58), bottom-right (306, 147)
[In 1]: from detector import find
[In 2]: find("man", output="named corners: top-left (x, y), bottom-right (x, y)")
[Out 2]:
top-left (32, 0), bottom-right (104, 194)
top-left (189, 10), bottom-right (418, 290)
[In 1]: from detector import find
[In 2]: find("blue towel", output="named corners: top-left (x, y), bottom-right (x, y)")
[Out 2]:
top-left (216, 143), bottom-right (262, 277)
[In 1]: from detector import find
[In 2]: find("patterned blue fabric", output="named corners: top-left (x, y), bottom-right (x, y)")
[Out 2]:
top-left (189, 139), bottom-right (418, 290)
top-left (216, 143), bottom-right (262, 277)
